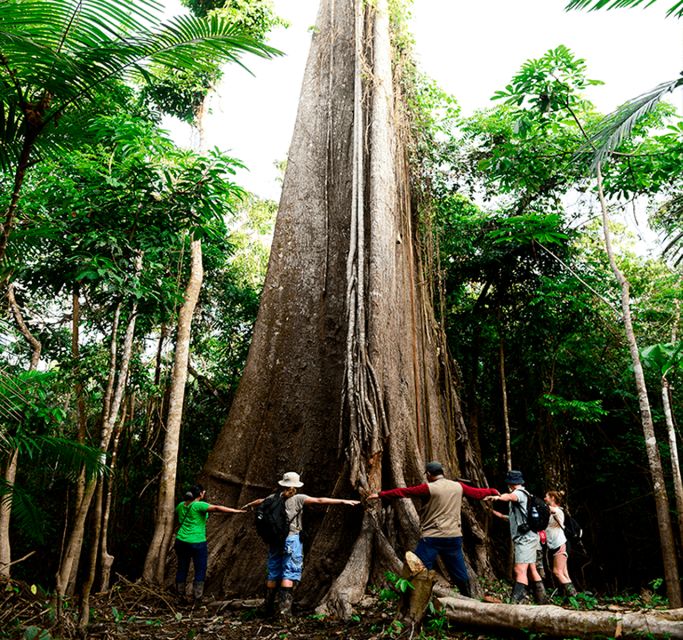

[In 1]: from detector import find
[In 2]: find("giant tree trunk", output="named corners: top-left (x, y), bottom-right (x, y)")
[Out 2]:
top-left (596, 167), bottom-right (682, 608)
top-left (199, 0), bottom-right (490, 615)
top-left (143, 238), bottom-right (204, 583)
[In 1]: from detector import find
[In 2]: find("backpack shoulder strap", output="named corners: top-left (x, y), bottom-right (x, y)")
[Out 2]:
top-left (283, 495), bottom-right (304, 526)
top-left (510, 489), bottom-right (527, 514)
top-left (177, 502), bottom-right (192, 532)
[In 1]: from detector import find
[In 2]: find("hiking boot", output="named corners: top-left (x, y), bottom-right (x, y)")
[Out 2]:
top-left (192, 581), bottom-right (205, 604)
top-left (510, 581), bottom-right (528, 604)
top-left (175, 582), bottom-right (187, 604)
top-left (455, 580), bottom-right (472, 598)
top-left (563, 582), bottom-right (578, 598)
top-left (264, 586), bottom-right (278, 618)
top-left (278, 587), bottom-right (293, 617)
top-left (532, 580), bottom-right (548, 604)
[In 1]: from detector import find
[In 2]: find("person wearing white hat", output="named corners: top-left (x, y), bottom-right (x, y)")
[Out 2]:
top-left (243, 471), bottom-right (360, 617)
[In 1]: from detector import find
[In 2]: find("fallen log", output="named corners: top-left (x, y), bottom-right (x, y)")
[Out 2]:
top-left (438, 597), bottom-right (683, 639)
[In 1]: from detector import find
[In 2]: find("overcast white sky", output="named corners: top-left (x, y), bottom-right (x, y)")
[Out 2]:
top-left (164, 0), bottom-right (683, 201)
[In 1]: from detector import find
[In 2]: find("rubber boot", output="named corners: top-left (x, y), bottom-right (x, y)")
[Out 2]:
top-left (455, 580), bottom-right (472, 598)
top-left (278, 586), bottom-right (294, 618)
top-left (510, 581), bottom-right (528, 604)
top-left (563, 582), bottom-right (578, 598)
top-left (532, 580), bottom-right (548, 604)
top-left (264, 586), bottom-right (278, 618)
top-left (192, 581), bottom-right (205, 604)
top-left (175, 582), bottom-right (187, 604)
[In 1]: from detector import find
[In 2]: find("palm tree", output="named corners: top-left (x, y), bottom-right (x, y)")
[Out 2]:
top-left (579, 77), bottom-right (683, 169)
top-left (567, 0), bottom-right (683, 18)
top-left (567, 0), bottom-right (683, 263)
top-left (0, 0), bottom-right (279, 263)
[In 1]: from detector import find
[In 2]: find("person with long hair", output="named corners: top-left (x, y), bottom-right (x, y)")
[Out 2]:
top-left (175, 484), bottom-right (245, 603)
top-left (544, 490), bottom-right (578, 598)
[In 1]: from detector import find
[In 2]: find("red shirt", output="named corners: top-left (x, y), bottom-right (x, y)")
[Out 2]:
top-left (379, 482), bottom-right (499, 501)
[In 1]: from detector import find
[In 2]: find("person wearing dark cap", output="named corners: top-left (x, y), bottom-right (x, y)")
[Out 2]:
top-left (483, 470), bottom-right (545, 604)
top-left (367, 461), bottom-right (499, 597)
top-left (174, 484), bottom-right (245, 603)
top-left (243, 471), bottom-right (361, 617)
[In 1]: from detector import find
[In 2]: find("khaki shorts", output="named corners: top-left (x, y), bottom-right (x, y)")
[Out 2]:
top-left (514, 533), bottom-right (540, 564)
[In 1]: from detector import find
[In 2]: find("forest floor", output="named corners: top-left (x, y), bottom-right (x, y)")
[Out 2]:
top-left (0, 575), bottom-right (669, 640)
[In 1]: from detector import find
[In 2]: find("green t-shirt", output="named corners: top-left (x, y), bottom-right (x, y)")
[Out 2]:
top-left (176, 500), bottom-right (210, 543)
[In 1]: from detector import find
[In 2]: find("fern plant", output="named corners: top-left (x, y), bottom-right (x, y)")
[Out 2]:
top-left (0, 0), bottom-right (279, 262)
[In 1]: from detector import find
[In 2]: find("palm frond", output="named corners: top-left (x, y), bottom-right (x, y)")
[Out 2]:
top-left (654, 192), bottom-right (683, 263)
top-left (581, 76), bottom-right (683, 170)
top-left (0, 368), bottom-right (30, 423)
top-left (0, 2), bottom-right (281, 130)
top-left (0, 0), bottom-right (163, 46)
top-left (0, 4), bottom-right (280, 174)
top-left (32, 436), bottom-right (107, 482)
top-left (566, 0), bottom-right (683, 17)
top-left (0, 478), bottom-right (44, 543)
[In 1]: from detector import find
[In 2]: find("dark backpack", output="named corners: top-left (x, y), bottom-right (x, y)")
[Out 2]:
top-left (254, 493), bottom-right (289, 548)
top-left (561, 513), bottom-right (583, 546)
top-left (517, 489), bottom-right (551, 533)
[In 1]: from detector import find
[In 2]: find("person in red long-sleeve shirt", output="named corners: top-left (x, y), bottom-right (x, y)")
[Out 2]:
top-left (367, 461), bottom-right (499, 598)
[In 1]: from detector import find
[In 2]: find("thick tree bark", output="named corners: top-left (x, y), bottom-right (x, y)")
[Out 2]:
top-left (596, 167), bottom-right (681, 608)
top-left (199, 0), bottom-right (490, 614)
top-left (438, 597), bottom-right (683, 639)
top-left (143, 238), bottom-right (204, 584)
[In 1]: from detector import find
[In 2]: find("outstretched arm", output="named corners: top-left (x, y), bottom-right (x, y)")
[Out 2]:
top-left (461, 483), bottom-right (500, 500)
top-left (304, 497), bottom-right (360, 507)
top-left (241, 498), bottom-right (265, 510)
top-left (207, 504), bottom-right (246, 514)
top-left (483, 492), bottom-right (517, 503)
top-left (367, 484), bottom-right (430, 501)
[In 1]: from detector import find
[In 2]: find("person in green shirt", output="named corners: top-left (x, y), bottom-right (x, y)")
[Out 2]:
top-left (175, 484), bottom-right (245, 603)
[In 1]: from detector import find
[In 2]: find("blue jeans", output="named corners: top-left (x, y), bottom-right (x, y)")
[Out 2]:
top-left (175, 539), bottom-right (208, 583)
top-left (414, 536), bottom-right (468, 585)
top-left (267, 534), bottom-right (304, 582)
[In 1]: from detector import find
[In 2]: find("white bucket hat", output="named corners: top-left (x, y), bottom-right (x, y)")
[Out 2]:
top-left (278, 471), bottom-right (304, 488)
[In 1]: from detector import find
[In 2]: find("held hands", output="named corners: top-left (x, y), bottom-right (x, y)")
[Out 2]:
top-left (240, 498), bottom-right (263, 510)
